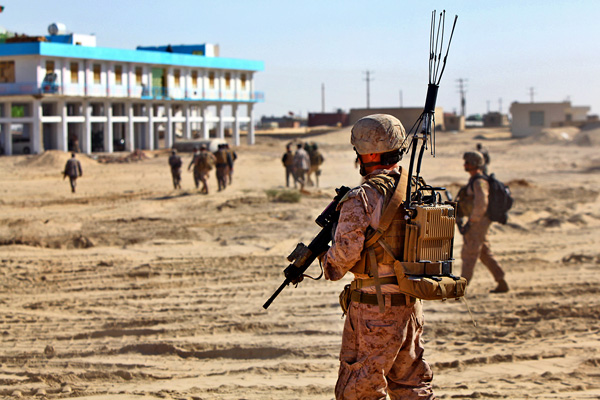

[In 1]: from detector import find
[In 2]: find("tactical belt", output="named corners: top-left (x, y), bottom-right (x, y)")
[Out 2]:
top-left (350, 290), bottom-right (414, 307)
top-left (350, 276), bottom-right (398, 290)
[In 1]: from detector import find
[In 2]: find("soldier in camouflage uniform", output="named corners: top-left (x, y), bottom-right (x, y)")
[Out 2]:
top-left (458, 151), bottom-right (508, 293)
top-left (322, 114), bottom-right (435, 400)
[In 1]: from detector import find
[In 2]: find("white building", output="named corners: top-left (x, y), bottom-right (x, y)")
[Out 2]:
top-left (509, 101), bottom-right (590, 138)
top-left (0, 27), bottom-right (264, 155)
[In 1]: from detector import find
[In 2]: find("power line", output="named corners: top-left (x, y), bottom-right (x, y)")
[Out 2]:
top-left (456, 78), bottom-right (467, 117)
top-left (363, 70), bottom-right (374, 109)
top-left (321, 83), bottom-right (325, 113)
top-left (529, 87), bottom-right (535, 103)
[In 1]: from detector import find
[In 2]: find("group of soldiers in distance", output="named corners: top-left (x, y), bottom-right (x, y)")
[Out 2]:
top-left (281, 141), bottom-right (324, 191)
top-left (168, 143), bottom-right (237, 194)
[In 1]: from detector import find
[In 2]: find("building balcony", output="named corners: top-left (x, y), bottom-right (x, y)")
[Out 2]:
top-left (0, 81), bottom-right (264, 103)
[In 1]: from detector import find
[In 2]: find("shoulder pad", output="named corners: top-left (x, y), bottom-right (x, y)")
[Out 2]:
top-left (338, 186), bottom-right (363, 205)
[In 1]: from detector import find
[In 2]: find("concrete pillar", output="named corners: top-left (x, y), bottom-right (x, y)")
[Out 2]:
top-left (146, 104), bottom-right (154, 150)
top-left (165, 104), bottom-right (173, 149)
top-left (247, 103), bottom-right (255, 145)
top-left (104, 101), bottom-right (114, 153)
top-left (3, 101), bottom-right (12, 155)
top-left (217, 104), bottom-right (224, 139)
top-left (57, 100), bottom-right (68, 151)
top-left (184, 105), bottom-right (191, 139)
top-left (126, 102), bottom-right (134, 151)
top-left (2, 122), bottom-right (11, 155)
top-left (232, 104), bottom-right (240, 146)
top-left (201, 105), bottom-right (209, 139)
top-left (32, 100), bottom-right (42, 154)
top-left (82, 101), bottom-right (92, 154)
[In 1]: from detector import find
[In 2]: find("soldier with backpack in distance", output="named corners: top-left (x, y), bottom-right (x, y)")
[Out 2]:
top-left (457, 151), bottom-right (509, 293)
top-left (194, 145), bottom-right (216, 194)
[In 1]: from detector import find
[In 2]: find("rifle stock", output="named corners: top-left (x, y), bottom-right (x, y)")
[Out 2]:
top-left (263, 186), bottom-right (351, 309)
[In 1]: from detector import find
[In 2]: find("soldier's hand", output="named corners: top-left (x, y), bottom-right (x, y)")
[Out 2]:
top-left (458, 222), bottom-right (471, 235)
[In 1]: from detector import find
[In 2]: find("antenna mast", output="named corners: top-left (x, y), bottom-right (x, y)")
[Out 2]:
top-left (402, 10), bottom-right (458, 208)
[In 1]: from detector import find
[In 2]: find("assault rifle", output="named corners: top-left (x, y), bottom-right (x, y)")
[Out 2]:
top-left (263, 186), bottom-right (351, 309)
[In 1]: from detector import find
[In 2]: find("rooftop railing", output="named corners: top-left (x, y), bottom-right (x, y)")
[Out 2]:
top-left (0, 82), bottom-right (264, 103)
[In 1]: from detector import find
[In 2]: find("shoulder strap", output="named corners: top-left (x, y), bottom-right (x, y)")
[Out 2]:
top-left (364, 168), bottom-right (408, 248)
top-left (467, 173), bottom-right (487, 190)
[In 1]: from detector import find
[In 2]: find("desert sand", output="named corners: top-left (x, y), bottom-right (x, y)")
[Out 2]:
top-left (0, 125), bottom-right (599, 399)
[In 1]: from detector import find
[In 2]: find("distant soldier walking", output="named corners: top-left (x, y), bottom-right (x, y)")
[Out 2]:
top-left (293, 143), bottom-right (310, 191)
top-left (457, 151), bottom-right (508, 293)
top-left (63, 152), bottom-right (82, 193)
top-left (225, 143), bottom-right (237, 184)
top-left (194, 145), bottom-right (216, 194)
top-left (188, 147), bottom-right (201, 189)
top-left (168, 149), bottom-right (183, 189)
top-left (306, 143), bottom-right (324, 187)
top-left (281, 144), bottom-right (295, 188)
top-left (214, 144), bottom-right (232, 191)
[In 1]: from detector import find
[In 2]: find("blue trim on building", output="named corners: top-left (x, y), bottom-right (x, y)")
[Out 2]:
top-left (0, 42), bottom-right (264, 71)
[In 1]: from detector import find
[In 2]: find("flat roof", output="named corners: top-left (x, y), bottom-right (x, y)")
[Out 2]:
top-left (0, 42), bottom-right (264, 71)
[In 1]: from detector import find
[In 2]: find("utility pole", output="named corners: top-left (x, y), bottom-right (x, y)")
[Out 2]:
top-left (363, 70), bottom-right (374, 109)
top-left (499, 98), bottom-right (503, 113)
top-left (399, 90), bottom-right (403, 108)
top-left (321, 83), bottom-right (325, 113)
top-left (529, 87), bottom-right (535, 103)
top-left (486, 100), bottom-right (490, 113)
top-left (456, 78), bottom-right (467, 117)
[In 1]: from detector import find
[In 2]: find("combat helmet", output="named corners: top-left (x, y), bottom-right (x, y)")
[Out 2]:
top-left (351, 114), bottom-right (407, 155)
top-left (463, 151), bottom-right (485, 167)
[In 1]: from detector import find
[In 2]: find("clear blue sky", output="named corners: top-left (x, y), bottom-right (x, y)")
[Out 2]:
top-left (2, 0), bottom-right (598, 119)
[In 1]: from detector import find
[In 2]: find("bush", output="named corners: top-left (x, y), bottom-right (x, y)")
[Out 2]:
top-left (265, 189), bottom-right (301, 203)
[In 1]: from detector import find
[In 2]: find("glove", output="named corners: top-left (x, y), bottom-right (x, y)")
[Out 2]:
top-left (458, 221), bottom-right (471, 235)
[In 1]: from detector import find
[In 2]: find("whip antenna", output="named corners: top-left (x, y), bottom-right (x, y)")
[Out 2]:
top-left (403, 10), bottom-right (458, 209)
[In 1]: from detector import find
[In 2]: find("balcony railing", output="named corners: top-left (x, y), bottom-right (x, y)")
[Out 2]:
top-left (0, 82), bottom-right (264, 102)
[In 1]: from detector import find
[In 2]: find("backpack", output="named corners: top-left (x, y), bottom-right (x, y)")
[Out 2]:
top-left (469, 173), bottom-right (513, 224)
top-left (195, 152), bottom-right (214, 171)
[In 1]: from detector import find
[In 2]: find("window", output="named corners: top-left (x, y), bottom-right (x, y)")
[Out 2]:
top-left (529, 111), bottom-right (544, 127)
top-left (70, 62), bottom-right (79, 83)
top-left (208, 71), bottom-right (215, 89)
top-left (225, 72), bottom-right (231, 89)
top-left (191, 71), bottom-right (198, 88)
top-left (115, 65), bottom-right (123, 85)
top-left (46, 60), bottom-right (55, 75)
top-left (174, 69), bottom-right (180, 86)
top-left (240, 73), bottom-right (247, 90)
top-left (93, 64), bottom-right (101, 84)
top-left (0, 61), bottom-right (15, 83)
top-left (135, 67), bottom-right (143, 85)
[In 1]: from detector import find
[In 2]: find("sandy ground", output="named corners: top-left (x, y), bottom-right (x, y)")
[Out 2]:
top-left (0, 126), bottom-right (599, 399)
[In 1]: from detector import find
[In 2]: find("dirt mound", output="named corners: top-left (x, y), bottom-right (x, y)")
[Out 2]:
top-left (523, 127), bottom-right (580, 144)
top-left (573, 127), bottom-right (600, 146)
top-left (18, 150), bottom-right (97, 169)
top-left (97, 149), bottom-right (150, 163)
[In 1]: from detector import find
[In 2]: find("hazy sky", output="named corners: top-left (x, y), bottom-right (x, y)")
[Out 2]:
top-left (2, 0), bottom-right (598, 118)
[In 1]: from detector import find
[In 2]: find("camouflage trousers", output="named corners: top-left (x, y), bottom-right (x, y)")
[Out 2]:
top-left (216, 165), bottom-right (229, 191)
top-left (460, 218), bottom-right (505, 283)
top-left (335, 299), bottom-right (435, 400)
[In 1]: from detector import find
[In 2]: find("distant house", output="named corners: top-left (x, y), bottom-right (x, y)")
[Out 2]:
top-left (308, 110), bottom-right (349, 127)
top-left (444, 113), bottom-right (465, 131)
top-left (509, 102), bottom-right (590, 138)
top-left (260, 115), bottom-right (303, 129)
top-left (483, 112), bottom-right (509, 127)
